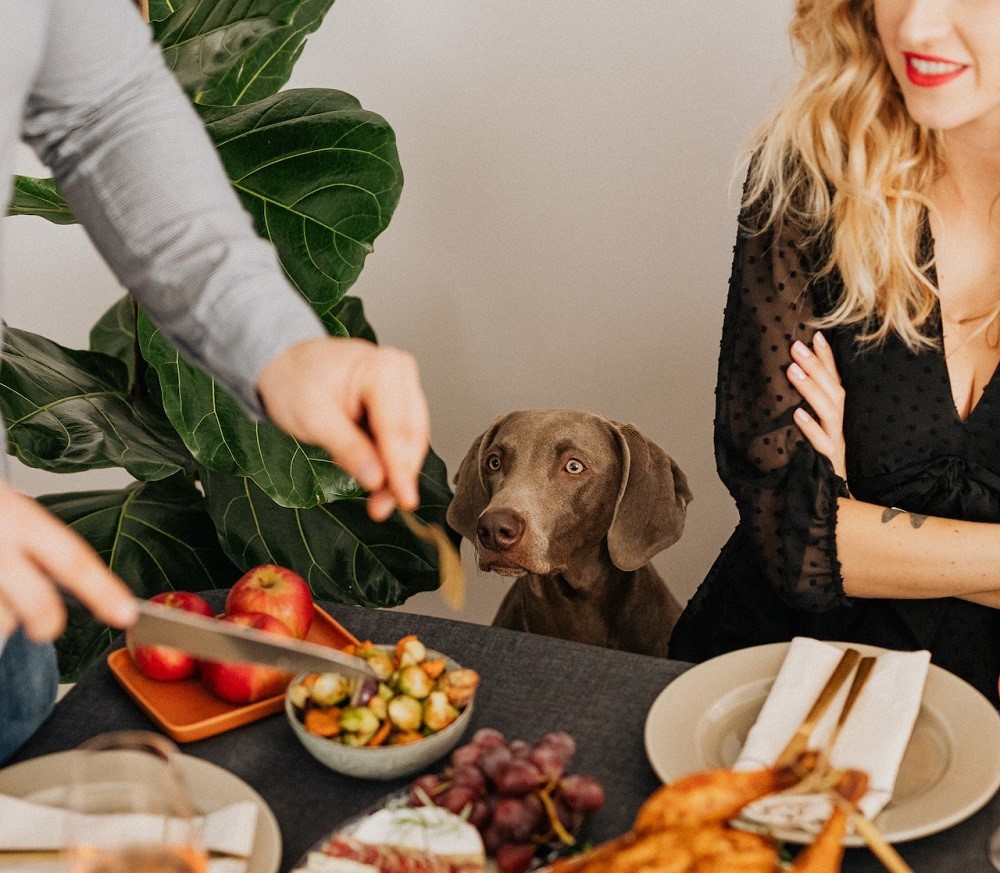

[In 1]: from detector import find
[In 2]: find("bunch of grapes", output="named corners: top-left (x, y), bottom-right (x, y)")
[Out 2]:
top-left (407, 728), bottom-right (605, 873)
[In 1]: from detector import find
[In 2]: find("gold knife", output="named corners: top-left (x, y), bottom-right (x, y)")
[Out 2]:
top-left (775, 647), bottom-right (862, 768)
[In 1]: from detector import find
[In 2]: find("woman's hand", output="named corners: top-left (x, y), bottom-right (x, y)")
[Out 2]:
top-left (787, 331), bottom-right (848, 481)
top-left (0, 481), bottom-right (137, 641)
top-left (257, 337), bottom-right (430, 521)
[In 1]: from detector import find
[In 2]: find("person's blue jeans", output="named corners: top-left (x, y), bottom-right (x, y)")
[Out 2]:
top-left (0, 629), bottom-right (59, 765)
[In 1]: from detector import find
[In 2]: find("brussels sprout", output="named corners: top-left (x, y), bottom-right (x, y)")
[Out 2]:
top-left (423, 690), bottom-right (460, 732)
top-left (387, 694), bottom-right (424, 733)
top-left (377, 681), bottom-right (395, 701)
top-left (438, 668), bottom-right (480, 708)
top-left (396, 635), bottom-right (427, 667)
top-left (340, 705), bottom-right (381, 740)
top-left (310, 672), bottom-right (351, 707)
top-left (287, 682), bottom-right (311, 710)
top-left (367, 694), bottom-right (389, 721)
top-left (397, 664), bottom-right (434, 699)
top-left (360, 649), bottom-right (397, 681)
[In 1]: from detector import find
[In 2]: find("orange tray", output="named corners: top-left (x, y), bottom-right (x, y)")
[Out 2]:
top-left (108, 604), bottom-right (360, 743)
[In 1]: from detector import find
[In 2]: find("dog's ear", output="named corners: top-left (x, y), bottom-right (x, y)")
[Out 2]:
top-left (606, 422), bottom-right (693, 572)
top-left (446, 417), bottom-right (504, 541)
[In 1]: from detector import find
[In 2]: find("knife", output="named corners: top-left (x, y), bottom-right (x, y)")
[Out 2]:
top-left (129, 599), bottom-right (376, 679)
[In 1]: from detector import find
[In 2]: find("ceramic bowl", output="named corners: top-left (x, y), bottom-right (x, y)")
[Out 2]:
top-left (285, 647), bottom-right (475, 780)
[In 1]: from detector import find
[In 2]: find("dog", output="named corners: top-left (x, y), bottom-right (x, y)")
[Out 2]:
top-left (446, 409), bottom-right (692, 656)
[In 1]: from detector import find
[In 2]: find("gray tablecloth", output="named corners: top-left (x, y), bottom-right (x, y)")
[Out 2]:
top-left (9, 600), bottom-right (999, 873)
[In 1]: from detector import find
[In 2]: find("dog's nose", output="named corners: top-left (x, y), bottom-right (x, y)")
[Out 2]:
top-left (477, 509), bottom-right (525, 552)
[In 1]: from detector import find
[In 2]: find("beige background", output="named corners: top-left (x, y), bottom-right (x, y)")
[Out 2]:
top-left (6, 1), bottom-right (795, 626)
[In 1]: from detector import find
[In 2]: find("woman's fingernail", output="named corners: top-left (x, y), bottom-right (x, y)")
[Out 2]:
top-left (794, 407), bottom-right (808, 422)
top-left (789, 363), bottom-right (807, 381)
top-left (814, 331), bottom-right (828, 347)
top-left (793, 340), bottom-right (811, 357)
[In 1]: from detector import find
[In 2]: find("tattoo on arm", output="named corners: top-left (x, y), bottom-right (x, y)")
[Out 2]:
top-left (881, 507), bottom-right (928, 528)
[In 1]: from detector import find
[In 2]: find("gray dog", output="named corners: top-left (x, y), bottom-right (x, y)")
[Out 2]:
top-left (447, 409), bottom-right (692, 656)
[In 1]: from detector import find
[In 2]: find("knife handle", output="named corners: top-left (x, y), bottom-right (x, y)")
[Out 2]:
top-left (775, 647), bottom-right (861, 768)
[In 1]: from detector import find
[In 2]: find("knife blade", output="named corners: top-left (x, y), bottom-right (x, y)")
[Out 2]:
top-left (130, 600), bottom-right (376, 679)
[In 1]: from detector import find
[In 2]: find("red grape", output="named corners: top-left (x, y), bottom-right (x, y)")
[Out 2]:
top-left (407, 773), bottom-right (442, 806)
top-left (559, 775), bottom-right (606, 813)
top-left (438, 785), bottom-right (479, 815)
top-left (450, 764), bottom-right (486, 794)
top-left (495, 760), bottom-right (542, 797)
top-left (529, 745), bottom-right (566, 781)
top-left (472, 728), bottom-right (506, 748)
top-left (537, 731), bottom-right (576, 763)
top-left (478, 745), bottom-right (515, 785)
top-left (508, 739), bottom-right (531, 759)
top-left (495, 843), bottom-right (536, 873)
top-left (493, 796), bottom-right (543, 842)
top-left (450, 743), bottom-right (484, 768)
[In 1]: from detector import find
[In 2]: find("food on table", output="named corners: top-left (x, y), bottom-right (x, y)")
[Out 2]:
top-left (125, 591), bottom-right (215, 681)
top-left (288, 636), bottom-right (480, 747)
top-left (225, 563), bottom-right (315, 639)
top-left (406, 728), bottom-right (605, 873)
top-left (298, 805), bottom-right (485, 873)
top-left (198, 611), bottom-right (298, 703)
top-left (548, 759), bottom-right (869, 873)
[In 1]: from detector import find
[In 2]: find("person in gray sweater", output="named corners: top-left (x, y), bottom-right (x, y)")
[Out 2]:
top-left (0, 0), bottom-right (430, 762)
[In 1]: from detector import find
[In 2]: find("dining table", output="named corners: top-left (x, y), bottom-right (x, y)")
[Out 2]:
top-left (7, 597), bottom-right (999, 873)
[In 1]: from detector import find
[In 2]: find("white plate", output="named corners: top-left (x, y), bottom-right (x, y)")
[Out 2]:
top-left (0, 750), bottom-right (281, 873)
top-left (644, 641), bottom-right (1000, 845)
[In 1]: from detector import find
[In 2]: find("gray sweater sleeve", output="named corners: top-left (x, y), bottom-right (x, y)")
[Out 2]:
top-left (20, 0), bottom-right (328, 418)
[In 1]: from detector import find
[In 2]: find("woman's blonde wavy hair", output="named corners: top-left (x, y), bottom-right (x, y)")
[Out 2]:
top-left (744, 0), bottom-right (943, 351)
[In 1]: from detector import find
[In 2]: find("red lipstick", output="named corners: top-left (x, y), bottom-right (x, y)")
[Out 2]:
top-left (904, 52), bottom-right (967, 87)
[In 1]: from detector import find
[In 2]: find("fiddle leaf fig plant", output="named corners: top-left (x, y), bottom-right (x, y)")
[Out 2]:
top-left (1, 0), bottom-right (453, 679)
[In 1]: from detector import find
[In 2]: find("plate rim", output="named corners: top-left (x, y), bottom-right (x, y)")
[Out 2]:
top-left (643, 640), bottom-right (1000, 845)
top-left (0, 748), bottom-right (282, 873)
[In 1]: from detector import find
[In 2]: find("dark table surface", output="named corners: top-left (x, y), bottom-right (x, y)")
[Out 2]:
top-left (10, 601), bottom-right (999, 873)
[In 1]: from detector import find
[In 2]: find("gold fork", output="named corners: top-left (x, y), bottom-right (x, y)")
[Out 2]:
top-left (399, 509), bottom-right (465, 610)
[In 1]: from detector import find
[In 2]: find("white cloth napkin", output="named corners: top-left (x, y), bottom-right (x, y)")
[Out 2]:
top-left (0, 791), bottom-right (257, 868)
top-left (733, 637), bottom-right (929, 831)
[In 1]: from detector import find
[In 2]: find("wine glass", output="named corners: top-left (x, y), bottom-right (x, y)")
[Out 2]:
top-left (63, 731), bottom-right (207, 873)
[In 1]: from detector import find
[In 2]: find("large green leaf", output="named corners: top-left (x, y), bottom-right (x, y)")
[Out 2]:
top-left (41, 476), bottom-right (240, 679)
top-left (201, 449), bottom-right (454, 606)
top-left (151, 0), bottom-right (336, 107)
top-left (8, 176), bottom-right (75, 225)
top-left (0, 326), bottom-right (194, 480)
top-left (139, 312), bottom-right (355, 508)
top-left (202, 89), bottom-right (403, 320)
top-left (90, 296), bottom-right (138, 385)
top-left (140, 293), bottom-right (384, 508)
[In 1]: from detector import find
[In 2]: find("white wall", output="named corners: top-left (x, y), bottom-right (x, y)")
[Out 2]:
top-left (6, 1), bottom-right (795, 626)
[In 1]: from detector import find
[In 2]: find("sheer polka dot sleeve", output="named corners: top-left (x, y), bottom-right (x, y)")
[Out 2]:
top-left (714, 209), bottom-right (849, 611)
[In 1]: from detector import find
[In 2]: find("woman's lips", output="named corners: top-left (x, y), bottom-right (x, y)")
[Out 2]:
top-left (905, 52), bottom-right (967, 87)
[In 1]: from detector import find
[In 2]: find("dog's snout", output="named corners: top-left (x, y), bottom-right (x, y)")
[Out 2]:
top-left (477, 509), bottom-right (525, 552)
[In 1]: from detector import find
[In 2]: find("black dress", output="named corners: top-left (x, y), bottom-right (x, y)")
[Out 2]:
top-left (668, 205), bottom-right (1000, 708)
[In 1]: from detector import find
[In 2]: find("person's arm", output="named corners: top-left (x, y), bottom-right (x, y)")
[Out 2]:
top-left (714, 201), bottom-right (851, 612)
top-left (20, 0), bottom-right (426, 516)
top-left (788, 334), bottom-right (1000, 606)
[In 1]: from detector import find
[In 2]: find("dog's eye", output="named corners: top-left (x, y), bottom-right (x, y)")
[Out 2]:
top-left (564, 459), bottom-right (585, 474)
top-left (485, 454), bottom-right (502, 472)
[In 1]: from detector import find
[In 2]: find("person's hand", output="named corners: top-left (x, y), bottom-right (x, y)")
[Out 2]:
top-left (257, 337), bottom-right (430, 521)
top-left (787, 331), bottom-right (848, 481)
top-left (0, 481), bottom-right (137, 642)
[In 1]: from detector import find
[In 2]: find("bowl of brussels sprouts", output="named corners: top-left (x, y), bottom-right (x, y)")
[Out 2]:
top-left (285, 635), bottom-right (479, 780)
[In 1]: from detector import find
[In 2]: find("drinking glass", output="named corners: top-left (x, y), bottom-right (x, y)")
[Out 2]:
top-left (63, 731), bottom-right (207, 873)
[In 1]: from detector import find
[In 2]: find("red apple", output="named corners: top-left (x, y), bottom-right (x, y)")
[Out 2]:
top-left (126, 591), bottom-right (215, 681)
top-left (225, 563), bottom-right (313, 639)
top-left (198, 612), bottom-right (297, 704)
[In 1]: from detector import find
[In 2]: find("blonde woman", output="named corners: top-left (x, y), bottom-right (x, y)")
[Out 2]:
top-left (668, 0), bottom-right (1000, 706)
